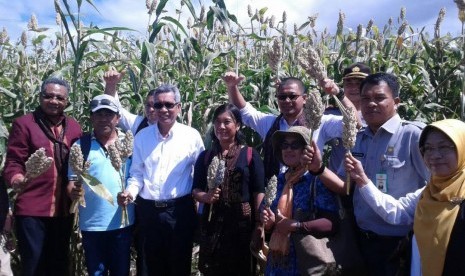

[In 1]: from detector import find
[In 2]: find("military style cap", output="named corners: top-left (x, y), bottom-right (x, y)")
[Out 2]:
top-left (343, 63), bottom-right (371, 80)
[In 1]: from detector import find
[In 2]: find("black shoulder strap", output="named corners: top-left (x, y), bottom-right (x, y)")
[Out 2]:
top-left (203, 150), bottom-right (212, 166)
top-left (80, 133), bottom-right (92, 163)
top-left (135, 117), bottom-right (149, 135)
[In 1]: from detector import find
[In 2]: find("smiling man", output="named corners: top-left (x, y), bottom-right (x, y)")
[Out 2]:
top-left (67, 94), bottom-right (134, 275)
top-left (336, 72), bottom-right (430, 275)
top-left (222, 71), bottom-right (359, 181)
top-left (118, 84), bottom-right (204, 275)
top-left (3, 77), bottom-right (82, 276)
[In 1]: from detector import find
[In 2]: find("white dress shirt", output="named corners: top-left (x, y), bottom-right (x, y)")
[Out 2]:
top-left (127, 122), bottom-right (204, 200)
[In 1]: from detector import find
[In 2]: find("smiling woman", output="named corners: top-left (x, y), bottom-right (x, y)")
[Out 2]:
top-left (347, 119), bottom-right (465, 276)
top-left (192, 103), bottom-right (265, 276)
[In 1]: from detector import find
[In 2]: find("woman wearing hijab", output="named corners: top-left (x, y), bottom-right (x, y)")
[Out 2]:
top-left (261, 126), bottom-right (341, 275)
top-left (346, 118), bottom-right (465, 276)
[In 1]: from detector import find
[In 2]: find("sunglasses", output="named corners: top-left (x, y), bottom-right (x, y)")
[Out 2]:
top-left (40, 92), bottom-right (68, 102)
top-left (281, 142), bottom-right (304, 150)
top-left (90, 99), bottom-right (118, 110)
top-left (276, 94), bottom-right (301, 101)
top-left (153, 102), bottom-right (179, 110)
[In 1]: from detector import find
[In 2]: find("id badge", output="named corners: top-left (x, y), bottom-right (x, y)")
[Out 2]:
top-left (376, 173), bottom-right (388, 193)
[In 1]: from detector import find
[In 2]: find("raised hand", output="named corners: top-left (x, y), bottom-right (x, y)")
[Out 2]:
top-left (318, 78), bottom-right (340, 96)
top-left (222, 71), bottom-right (244, 88)
top-left (302, 140), bottom-right (323, 172)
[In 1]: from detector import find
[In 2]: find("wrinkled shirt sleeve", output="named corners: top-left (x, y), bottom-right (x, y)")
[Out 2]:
top-left (359, 181), bottom-right (423, 225)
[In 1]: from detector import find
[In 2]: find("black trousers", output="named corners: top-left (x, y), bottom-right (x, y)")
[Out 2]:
top-left (358, 230), bottom-right (404, 276)
top-left (136, 195), bottom-right (196, 276)
top-left (15, 215), bottom-right (73, 276)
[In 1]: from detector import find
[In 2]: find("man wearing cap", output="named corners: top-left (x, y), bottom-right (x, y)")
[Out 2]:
top-left (222, 72), bottom-right (360, 181)
top-left (118, 84), bottom-right (204, 275)
top-left (324, 62), bottom-right (371, 174)
top-left (103, 68), bottom-right (157, 135)
top-left (3, 77), bottom-right (82, 276)
top-left (103, 68), bottom-right (154, 276)
top-left (67, 94), bottom-right (135, 275)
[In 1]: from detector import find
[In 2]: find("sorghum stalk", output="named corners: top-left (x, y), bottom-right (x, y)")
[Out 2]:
top-left (304, 90), bottom-right (324, 140)
top-left (207, 157), bottom-right (225, 222)
top-left (342, 107), bottom-right (358, 195)
top-left (264, 176), bottom-right (277, 208)
top-left (108, 142), bottom-right (129, 227)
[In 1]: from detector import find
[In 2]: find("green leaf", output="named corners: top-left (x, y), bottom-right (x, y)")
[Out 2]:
top-left (156, 0), bottom-right (169, 17)
top-left (80, 173), bottom-right (114, 206)
top-left (206, 9), bottom-right (214, 31)
top-left (0, 87), bottom-right (17, 98)
top-left (161, 16), bottom-right (188, 37)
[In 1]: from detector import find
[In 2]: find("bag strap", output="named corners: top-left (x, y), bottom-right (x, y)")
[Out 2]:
top-left (80, 133), bottom-right (92, 163)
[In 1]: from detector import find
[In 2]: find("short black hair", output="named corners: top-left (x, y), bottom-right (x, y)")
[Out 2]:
top-left (360, 72), bottom-right (399, 98)
top-left (40, 77), bottom-right (71, 95)
top-left (278, 77), bottom-right (307, 95)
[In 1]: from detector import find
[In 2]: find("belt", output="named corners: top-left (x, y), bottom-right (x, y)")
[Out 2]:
top-left (358, 229), bottom-right (403, 240)
top-left (139, 195), bottom-right (191, 208)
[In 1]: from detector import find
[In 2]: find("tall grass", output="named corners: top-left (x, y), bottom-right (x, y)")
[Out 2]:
top-left (0, 0), bottom-right (464, 274)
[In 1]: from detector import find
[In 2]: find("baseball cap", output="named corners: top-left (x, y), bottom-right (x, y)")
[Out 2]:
top-left (90, 94), bottom-right (119, 113)
top-left (343, 63), bottom-right (371, 80)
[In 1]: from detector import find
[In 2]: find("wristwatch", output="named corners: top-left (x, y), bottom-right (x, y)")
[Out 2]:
top-left (336, 88), bottom-right (345, 101)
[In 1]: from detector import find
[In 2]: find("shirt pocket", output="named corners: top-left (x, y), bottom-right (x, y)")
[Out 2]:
top-left (383, 155), bottom-right (406, 181)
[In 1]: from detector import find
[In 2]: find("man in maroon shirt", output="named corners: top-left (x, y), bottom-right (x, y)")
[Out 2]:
top-left (3, 78), bottom-right (82, 276)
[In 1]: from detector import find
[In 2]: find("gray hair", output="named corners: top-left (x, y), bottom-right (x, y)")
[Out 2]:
top-left (40, 77), bottom-right (71, 95)
top-left (151, 84), bottom-right (181, 103)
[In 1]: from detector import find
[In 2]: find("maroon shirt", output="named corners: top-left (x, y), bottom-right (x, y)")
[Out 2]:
top-left (3, 110), bottom-right (82, 217)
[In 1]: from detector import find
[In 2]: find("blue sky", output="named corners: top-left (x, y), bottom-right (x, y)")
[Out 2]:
top-left (0, 0), bottom-right (461, 41)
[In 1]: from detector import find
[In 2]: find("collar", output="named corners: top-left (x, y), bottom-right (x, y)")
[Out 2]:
top-left (364, 114), bottom-right (401, 136)
top-left (156, 122), bottom-right (177, 139)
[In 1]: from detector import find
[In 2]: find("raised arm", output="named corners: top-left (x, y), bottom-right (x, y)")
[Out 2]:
top-left (222, 71), bottom-right (246, 109)
top-left (104, 67), bottom-right (125, 97)
top-left (301, 140), bottom-right (346, 195)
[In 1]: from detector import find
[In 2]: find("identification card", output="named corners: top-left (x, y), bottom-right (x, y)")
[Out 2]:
top-left (376, 173), bottom-right (388, 193)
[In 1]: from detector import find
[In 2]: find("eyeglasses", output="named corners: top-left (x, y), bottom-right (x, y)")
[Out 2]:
top-left (40, 92), bottom-right (67, 102)
top-left (90, 99), bottom-right (118, 110)
top-left (276, 94), bottom-right (301, 102)
top-left (420, 145), bottom-right (455, 156)
top-left (153, 102), bottom-right (179, 110)
top-left (281, 142), bottom-right (304, 150)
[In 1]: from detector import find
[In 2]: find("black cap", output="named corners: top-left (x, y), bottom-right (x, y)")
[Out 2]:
top-left (343, 63), bottom-right (371, 80)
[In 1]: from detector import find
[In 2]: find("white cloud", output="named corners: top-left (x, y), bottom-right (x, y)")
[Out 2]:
top-left (0, 0), bottom-right (461, 41)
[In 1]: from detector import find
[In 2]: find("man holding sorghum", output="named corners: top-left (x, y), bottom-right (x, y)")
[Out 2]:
top-left (2, 78), bottom-right (82, 276)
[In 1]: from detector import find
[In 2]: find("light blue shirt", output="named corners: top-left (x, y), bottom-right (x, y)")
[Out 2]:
top-left (339, 114), bottom-right (429, 236)
top-left (68, 135), bottom-right (135, 231)
top-left (127, 122), bottom-right (204, 200)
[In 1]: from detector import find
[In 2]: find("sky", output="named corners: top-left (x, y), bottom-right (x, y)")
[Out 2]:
top-left (0, 0), bottom-right (461, 42)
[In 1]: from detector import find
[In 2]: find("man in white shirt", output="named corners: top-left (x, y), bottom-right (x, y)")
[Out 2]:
top-left (118, 84), bottom-right (204, 275)
top-left (222, 71), bottom-right (359, 180)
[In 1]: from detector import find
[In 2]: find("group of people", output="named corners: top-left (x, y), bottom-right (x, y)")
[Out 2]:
top-left (0, 61), bottom-right (463, 276)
